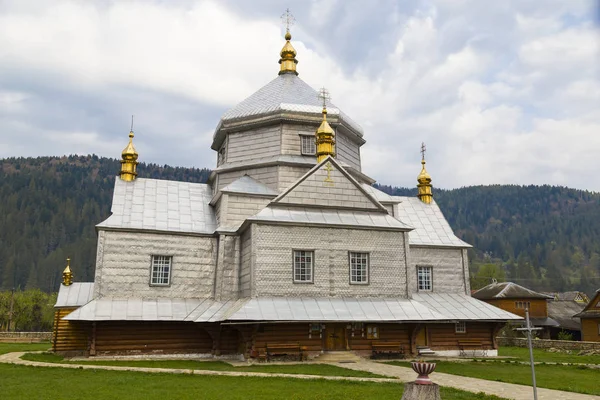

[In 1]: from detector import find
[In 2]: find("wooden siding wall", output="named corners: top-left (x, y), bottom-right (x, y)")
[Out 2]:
top-left (427, 322), bottom-right (494, 350)
top-left (253, 323), bottom-right (324, 354)
top-left (52, 308), bottom-right (90, 353)
top-left (486, 299), bottom-right (548, 318)
top-left (94, 321), bottom-right (213, 355)
top-left (348, 323), bottom-right (411, 352)
top-left (581, 319), bottom-right (600, 342)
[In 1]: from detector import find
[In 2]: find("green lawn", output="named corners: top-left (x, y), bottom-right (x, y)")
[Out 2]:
top-left (0, 342), bottom-right (51, 355)
top-left (386, 360), bottom-right (600, 396)
top-left (499, 346), bottom-right (600, 364)
top-left (1, 363), bottom-right (507, 400)
top-left (21, 352), bottom-right (384, 378)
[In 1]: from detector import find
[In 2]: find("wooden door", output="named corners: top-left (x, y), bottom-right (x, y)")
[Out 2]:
top-left (415, 326), bottom-right (428, 347)
top-left (325, 324), bottom-right (346, 351)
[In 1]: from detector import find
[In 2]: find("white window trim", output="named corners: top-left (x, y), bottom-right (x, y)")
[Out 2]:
top-left (417, 266), bottom-right (433, 292)
top-left (150, 255), bottom-right (172, 286)
top-left (293, 250), bottom-right (314, 283)
top-left (349, 252), bottom-right (369, 285)
top-left (300, 134), bottom-right (316, 156)
top-left (455, 321), bottom-right (466, 334)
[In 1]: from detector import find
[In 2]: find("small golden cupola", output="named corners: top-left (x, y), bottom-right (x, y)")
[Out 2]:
top-left (315, 87), bottom-right (335, 163)
top-left (62, 257), bottom-right (73, 286)
top-left (120, 119), bottom-right (139, 182)
top-left (279, 9), bottom-right (298, 76)
top-left (417, 142), bottom-right (433, 204)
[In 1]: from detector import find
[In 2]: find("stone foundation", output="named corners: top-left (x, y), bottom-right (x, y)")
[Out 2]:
top-left (498, 337), bottom-right (600, 351)
top-left (0, 332), bottom-right (52, 342)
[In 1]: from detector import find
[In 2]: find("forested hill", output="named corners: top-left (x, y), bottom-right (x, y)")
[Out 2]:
top-left (1, 156), bottom-right (599, 295)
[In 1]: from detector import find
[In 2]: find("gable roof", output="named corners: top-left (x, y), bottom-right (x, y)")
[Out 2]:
top-left (393, 196), bottom-right (471, 248)
top-left (219, 74), bottom-right (363, 135)
top-left (547, 300), bottom-right (584, 330)
top-left (55, 283), bottom-right (95, 308)
top-left (574, 289), bottom-right (600, 318)
top-left (272, 156), bottom-right (387, 212)
top-left (97, 178), bottom-right (217, 235)
top-left (472, 282), bottom-right (553, 300)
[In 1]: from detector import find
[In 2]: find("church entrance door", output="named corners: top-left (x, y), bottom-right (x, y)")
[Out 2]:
top-left (325, 324), bottom-right (346, 351)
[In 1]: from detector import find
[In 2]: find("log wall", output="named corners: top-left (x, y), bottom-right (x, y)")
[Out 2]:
top-left (94, 321), bottom-right (214, 355)
top-left (486, 299), bottom-right (548, 318)
top-left (253, 323), bottom-right (324, 355)
top-left (427, 322), bottom-right (494, 350)
top-left (52, 308), bottom-right (90, 353)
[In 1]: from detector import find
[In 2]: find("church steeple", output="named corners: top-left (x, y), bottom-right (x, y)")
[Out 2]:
top-left (119, 116), bottom-right (139, 182)
top-left (278, 9), bottom-right (298, 76)
top-left (62, 258), bottom-right (73, 286)
top-left (417, 142), bottom-right (433, 204)
top-left (315, 88), bottom-right (335, 162)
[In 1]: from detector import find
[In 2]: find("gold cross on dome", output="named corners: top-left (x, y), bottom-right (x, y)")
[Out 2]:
top-left (324, 161), bottom-right (334, 184)
top-left (421, 142), bottom-right (426, 161)
top-left (318, 87), bottom-right (331, 108)
top-left (281, 8), bottom-right (295, 33)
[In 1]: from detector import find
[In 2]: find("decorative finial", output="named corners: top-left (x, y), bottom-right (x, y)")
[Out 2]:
top-left (315, 87), bottom-right (335, 163)
top-left (417, 142), bottom-right (433, 204)
top-left (62, 257), bottom-right (73, 286)
top-left (278, 9), bottom-right (298, 76)
top-left (120, 118), bottom-right (139, 182)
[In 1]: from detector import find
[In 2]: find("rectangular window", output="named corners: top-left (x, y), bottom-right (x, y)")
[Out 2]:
top-left (151, 255), bottom-right (172, 286)
top-left (366, 325), bottom-right (379, 339)
top-left (293, 250), bottom-right (314, 283)
top-left (455, 322), bottom-right (466, 333)
top-left (349, 252), bottom-right (369, 284)
top-left (301, 135), bottom-right (316, 155)
top-left (417, 266), bottom-right (432, 291)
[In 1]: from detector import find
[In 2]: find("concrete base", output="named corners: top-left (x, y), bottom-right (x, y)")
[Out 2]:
top-left (433, 349), bottom-right (498, 358)
top-left (401, 382), bottom-right (441, 400)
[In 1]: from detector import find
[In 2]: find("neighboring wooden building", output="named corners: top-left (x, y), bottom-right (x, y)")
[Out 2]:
top-left (473, 282), bottom-right (556, 338)
top-left (53, 28), bottom-right (521, 359)
top-left (543, 291), bottom-right (588, 340)
top-left (575, 289), bottom-right (600, 342)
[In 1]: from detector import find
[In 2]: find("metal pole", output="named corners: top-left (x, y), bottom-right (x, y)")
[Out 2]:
top-left (525, 308), bottom-right (538, 400)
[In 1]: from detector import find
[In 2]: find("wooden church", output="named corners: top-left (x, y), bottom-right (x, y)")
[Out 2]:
top-left (53, 26), bottom-right (520, 359)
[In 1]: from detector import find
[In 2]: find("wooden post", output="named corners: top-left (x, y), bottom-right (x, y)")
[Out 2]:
top-left (401, 382), bottom-right (441, 400)
top-left (89, 322), bottom-right (97, 356)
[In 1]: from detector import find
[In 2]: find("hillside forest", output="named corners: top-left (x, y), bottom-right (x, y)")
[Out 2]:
top-left (1, 156), bottom-right (599, 297)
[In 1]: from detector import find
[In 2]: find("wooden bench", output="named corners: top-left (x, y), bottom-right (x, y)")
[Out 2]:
top-left (458, 340), bottom-right (486, 357)
top-left (371, 342), bottom-right (405, 359)
top-left (266, 343), bottom-right (303, 361)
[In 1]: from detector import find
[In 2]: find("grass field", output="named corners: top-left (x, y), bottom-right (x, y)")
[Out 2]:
top-left (386, 360), bottom-right (600, 395)
top-left (1, 363), bottom-right (507, 400)
top-left (21, 352), bottom-right (385, 378)
top-left (498, 346), bottom-right (600, 364)
top-left (0, 342), bottom-right (51, 355)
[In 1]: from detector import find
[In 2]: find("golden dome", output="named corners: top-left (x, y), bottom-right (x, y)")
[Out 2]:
top-left (417, 160), bottom-right (431, 183)
top-left (62, 258), bottom-right (73, 286)
top-left (315, 107), bottom-right (335, 162)
top-left (122, 131), bottom-right (138, 160)
top-left (279, 31), bottom-right (298, 75)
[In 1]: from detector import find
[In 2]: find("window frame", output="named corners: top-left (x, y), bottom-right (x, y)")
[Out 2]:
top-left (417, 265), bottom-right (433, 292)
top-left (455, 321), bottom-right (467, 334)
top-left (292, 249), bottom-right (315, 284)
top-left (366, 325), bottom-right (379, 339)
top-left (150, 255), bottom-right (173, 287)
top-left (300, 134), bottom-right (316, 156)
top-left (348, 251), bottom-right (370, 285)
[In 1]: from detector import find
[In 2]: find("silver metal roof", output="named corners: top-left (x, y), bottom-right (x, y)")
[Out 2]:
top-left (393, 197), bottom-right (471, 248)
top-left (361, 184), bottom-right (401, 203)
top-left (247, 206), bottom-right (412, 231)
top-left (412, 293), bottom-right (522, 321)
top-left (64, 298), bottom-right (207, 321)
top-left (64, 295), bottom-right (520, 322)
top-left (97, 178), bottom-right (217, 235)
top-left (55, 283), bottom-right (95, 308)
top-left (220, 175), bottom-right (278, 196)
top-left (472, 282), bottom-right (554, 300)
top-left (219, 74), bottom-right (363, 135)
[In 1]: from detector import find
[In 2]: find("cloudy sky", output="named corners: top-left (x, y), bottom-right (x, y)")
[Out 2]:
top-left (1, 0), bottom-right (599, 190)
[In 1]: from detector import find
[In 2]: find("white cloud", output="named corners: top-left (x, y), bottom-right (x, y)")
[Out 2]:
top-left (0, 0), bottom-right (598, 191)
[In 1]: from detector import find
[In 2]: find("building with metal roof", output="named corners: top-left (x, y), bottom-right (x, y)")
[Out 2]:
top-left (53, 27), bottom-right (520, 359)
